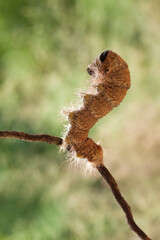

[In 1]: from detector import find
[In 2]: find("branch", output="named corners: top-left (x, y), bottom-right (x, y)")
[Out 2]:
top-left (0, 131), bottom-right (63, 146)
top-left (0, 131), bottom-right (152, 239)
top-left (97, 164), bottom-right (151, 240)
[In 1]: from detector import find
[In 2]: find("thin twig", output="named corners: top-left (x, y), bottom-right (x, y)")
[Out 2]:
top-left (0, 130), bottom-right (152, 239)
top-left (0, 131), bottom-right (63, 146)
top-left (97, 164), bottom-right (151, 240)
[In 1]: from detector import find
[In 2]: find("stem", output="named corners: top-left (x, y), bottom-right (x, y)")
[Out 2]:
top-left (97, 164), bottom-right (152, 240)
top-left (0, 130), bottom-right (152, 239)
top-left (0, 131), bottom-right (63, 146)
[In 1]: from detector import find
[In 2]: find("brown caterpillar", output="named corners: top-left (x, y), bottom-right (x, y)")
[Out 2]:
top-left (64, 50), bottom-right (130, 167)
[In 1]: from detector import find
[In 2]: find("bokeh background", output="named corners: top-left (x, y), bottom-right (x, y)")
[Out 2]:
top-left (0, 0), bottom-right (160, 239)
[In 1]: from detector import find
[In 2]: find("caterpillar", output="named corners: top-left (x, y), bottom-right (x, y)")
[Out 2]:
top-left (64, 50), bottom-right (130, 167)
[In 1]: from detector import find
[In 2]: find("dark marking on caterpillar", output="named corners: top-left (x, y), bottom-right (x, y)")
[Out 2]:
top-left (99, 50), bottom-right (110, 63)
top-left (87, 67), bottom-right (93, 76)
top-left (64, 50), bottom-right (130, 167)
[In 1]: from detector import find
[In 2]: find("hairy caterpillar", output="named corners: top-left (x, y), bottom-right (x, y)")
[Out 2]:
top-left (64, 50), bottom-right (130, 167)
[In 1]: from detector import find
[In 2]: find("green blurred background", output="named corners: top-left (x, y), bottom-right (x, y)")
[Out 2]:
top-left (0, 0), bottom-right (160, 239)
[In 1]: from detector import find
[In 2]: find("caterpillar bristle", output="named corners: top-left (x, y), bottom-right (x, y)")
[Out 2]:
top-left (67, 150), bottom-right (97, 176)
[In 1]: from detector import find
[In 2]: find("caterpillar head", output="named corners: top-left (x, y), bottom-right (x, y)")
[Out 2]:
top-left (87, 50), bottom-right (130, 89)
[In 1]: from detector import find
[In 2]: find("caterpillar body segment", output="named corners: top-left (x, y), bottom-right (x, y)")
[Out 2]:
top-left (73, 138), bottom-right (103, 166)
top-left (83, 92), bottom-right (114, 119)
top-left (68, 108), bottom-right (98, 130)
top-left (64, 50), bottom-right (130, 167)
